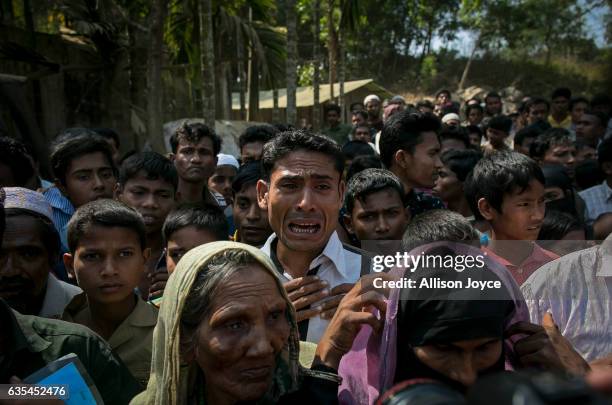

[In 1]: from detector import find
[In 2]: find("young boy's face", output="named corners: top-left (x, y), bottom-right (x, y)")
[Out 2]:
top-left (344, 188), bottom-right (410, 241)
top-left (399, 132), bottom-right (442, 189)
top-left (62, 152), bottom-right (115, 208)
top-left (486, 128), bottom-right (508, 148)
top-left (542, 144), bottom-right (576, 178)
top-left (116, 171), bottom-right (176, 235)
top-left (480, 180), bottom-right (546, 241)
top-left (433, 165), bottom-right (462, 204)
top-left (208, 165), bottom-right (237, 205)
top-left (64, 225), bottom-right (149, 305)
top-left (165, 226), bottom-right (220, 274)
top-left (233, 183), bottom-right (272, 247)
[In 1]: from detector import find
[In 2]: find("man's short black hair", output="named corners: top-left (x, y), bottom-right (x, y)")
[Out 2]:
top-left (598, 137), bottom-right (612, 165)
top-left (341, 141), bottom-right (375, 161)
top-left (50, 133), bottom-right (117, 186)
top-left (538, 210), bottom-right (582, 241)
top-left (118, 152), bottom-right (178, 191)
top-left (436, 89), bottom-right (451, 99)
top-left (170, 122), bottom-right (221, 155)
top-left (162, 202), bottom-right (228, 244)
top-left (325, 104), bottom-right (341, 115)
top-left (401, 209), bottom-right (480, 252)
top-left (551, 87), bottom-right (571, 100)
top-left (514, 124), bottom-right (544, 147)
top-left (231, 161), bottom-right (262, 194)
top-left (485, 92), bottom-right (501, 102)
top-left (351, 110), bottom-right (368, 121)
top-left (261, 130), bottom-right (344, 180)
top-left (526, 97), bottom-right (550, 113)
top-left (344, 168), bottom-right (405, 215)
top-left (67, 199), bottom-right (146, 254)
top-left (379, 111), bottom-right (441, 168)
top-left (5, 208), bottom-right (60, 265)
top-left (529, 128), bottom-right (573, 161)
top-left (91, 128), bottom-right (120, 148)
top-left (346, 155), bottom-right (384, 182)
top-left (466, 104), bottom-right (484, 115)
top-left (583, 110), bottom-right (610, 129)
top-left (569, 97), bottom-right (589, 111)
top-left (416, 100), bottom-right (434, 110)
top-left (441, 149), bottom-right (482, 182)
top-left (465, 125), bottom-right (482, 137)
top-left (440, 125), bottom-right (470, 149)
top-left (0, 137), bottom-right (35, 187)
top-left (464, 151), bottom-right (545, 220)
top-left (238, 125), bottom-right (278, 151)
top-left (486, 115), bottom-right (513, 133)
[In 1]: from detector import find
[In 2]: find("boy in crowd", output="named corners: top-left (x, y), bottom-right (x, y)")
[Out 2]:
top-left (208, 153), bottom-right (239, 206)
top-left (1, 187), bottom-right (81, 317)
top-left (439, 125), bottom-right (470, 152)
top-left (379, 110), bottom-right (445, 217)
top-left (321, 103), bottom-right (352, 145)
top-left (433, 149), bottom-right (482, 219)
top-left (343, 168), bottom-right (410, 243)
top-left (576, 110), bottom-right (609, 148)
top-left (231, 161), bottom-right (272, 247)
top-left (579, 137), bottom-right (612, 226)
top-left (114, 152), bottom-right (177, 299)
top-left (548, 87), bottom-right (572, 129)
top-left (482, 115), bottom-right (513, 155)
top-left (465, 104), bottom-right (484, 126)
top-left (169, 122), bottom-right (221, 205)
top-left (62, 199), bottom-right (157, 387)
top-left (351, 123), bottom-right (373, 144)
top-left (526, 97), bottom-right (551, 126)
top-left (238, 124), bottom-right (278, 164)
top-left (465, 151), bottom-right (558, 285)
top-left (569, 96), bottom-right (590, 134)
top-left (466, 125), bottom-right (483, 149)
top-left (513, 125), bottom-right (541, 156)
top-left (162, 203), bottom-right (229, 275)
top-left (44, 132), bottom-right (117, 252)
top-left (484, 91), bottom-right (503, 117)
top-left (529, 128), bottom-right (576, 178)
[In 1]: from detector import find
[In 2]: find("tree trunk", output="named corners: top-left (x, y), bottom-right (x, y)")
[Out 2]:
top-left (237, 21), bottom-right (246, 120)
top-left (338, 30), bottom-right (345, 122)
top-left (0, 0), bottom-right (15, 25)
top-left (272, 88), bottom-right (280, 123)
top-left (199, 0), bottom-right (216, 127)
top-left (312, 0), bottom-right (321, 130)
top-left (248, 53), bottom-right (259, 121)
top-left (286, 0), bottom-right (298, 126)
top-left (327, 0), bottom-right (337, 101)
top-left (216, 61), bottom-right (230, 119)
top-left (146, 0), bottom-right (167, 152)
top-left (458, 34), bottom-right (480, 92)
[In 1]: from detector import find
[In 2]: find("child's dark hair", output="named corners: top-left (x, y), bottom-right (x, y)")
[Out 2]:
top-left (162, 203), bottom-right (228, 244)
top-left (346, 155), bottom-right (384, 182)
top-left (440, 125), bottom-right (470, 149)
top-left (0, 137), bottom-right (35, 187)
top-left (118, 151), bottom-right (178, 191)
top-left (538, 210), bottom-right (582, 241)
top-left (486, 115), bottom-right (513, 134)
top-left (379, 110), bottom-right (441, 168)
top-left (441, 149), bottom-right (482, 182)
top-left (238, 125), bottom-right (278, 151)
top-left (91, 128), bottom-right (121, 148)
top-left (464, 151), bottom-right (545, 220)
top-left (529, 128), bottom-right (573, 161)
top-left (344, 168), bottom-right (405, 214)
top-left (67, 199), bottom-right (146, 253)
top-left (341, 140), bottom-right (375, 161)
top-left (401, 209), bottom-right (480, 252)
top-left (261, 130), bottom-right (344, 181)
top-left (232, 161), bottom-right (262, 194)
top-left (514, 125), bottom-right (543, 147)
top-left (50, 133), bottom-right (117, 185)
top-left (170, 122), bottom-right (221, 155)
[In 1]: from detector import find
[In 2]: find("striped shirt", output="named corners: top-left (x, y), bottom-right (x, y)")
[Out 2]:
top-left (41, 185), bottom-right (74, 252)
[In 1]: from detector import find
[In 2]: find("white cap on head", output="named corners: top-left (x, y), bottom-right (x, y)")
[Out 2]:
top-left (216, 153), bottom-right (239, 169)
top-left (441, 113), bottom-right (461, 124)
top-left (363, 94), bottom-right (381, 106)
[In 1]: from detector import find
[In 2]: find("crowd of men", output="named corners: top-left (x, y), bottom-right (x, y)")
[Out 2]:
top-left (0, 87), bottom-right (612, 404)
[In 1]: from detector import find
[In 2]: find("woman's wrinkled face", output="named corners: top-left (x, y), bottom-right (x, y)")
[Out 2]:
top-left (193, 264), bottom-right (290, 403)
top-left (413, 337), bottom-right (502, 387)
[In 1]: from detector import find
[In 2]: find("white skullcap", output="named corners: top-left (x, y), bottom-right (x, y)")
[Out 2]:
top-left (441, 113), bottom-right (461, 124)
top-left (216, 153), bottom-right (239, 169)
top-left (363, 94), bottom-right (381, 106)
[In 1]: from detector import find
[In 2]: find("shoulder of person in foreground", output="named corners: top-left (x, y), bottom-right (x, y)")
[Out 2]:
top-left (14, 310), bottom-right (143, 404)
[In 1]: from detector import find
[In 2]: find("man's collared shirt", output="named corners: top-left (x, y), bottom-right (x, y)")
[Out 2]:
top-left (41, 185), bottom-right (74, 252)
top-left (261, 231), bottom-right (366, 343)
top-left (521, 235), bottom-right (612, 362)
top-left (62, 293), bottom-right (158, 386)
top-left (483, 244), bottom-right (558, 286)
top-left (39, 273), bottom-right (82, 319)
top-left (548, 114), bottom-right (572, 129)
top-left (579, 181), bottom-right (612, 226)
top-left (0, 299), bottom-right (141, 403)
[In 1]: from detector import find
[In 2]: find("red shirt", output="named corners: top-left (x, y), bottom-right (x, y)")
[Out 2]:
top-left (483, 244), bottom-right (559, 286)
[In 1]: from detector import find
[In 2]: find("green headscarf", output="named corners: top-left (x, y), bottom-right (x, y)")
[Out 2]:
top-left (131, 241), bottom-right (301, 405)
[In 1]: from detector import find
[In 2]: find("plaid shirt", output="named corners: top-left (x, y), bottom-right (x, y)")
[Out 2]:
top-left (579, 180), bottom-right (612, 226)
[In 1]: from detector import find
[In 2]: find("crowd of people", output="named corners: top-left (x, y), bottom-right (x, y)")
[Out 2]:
top-left (1, 87), bottom-right (612, 404)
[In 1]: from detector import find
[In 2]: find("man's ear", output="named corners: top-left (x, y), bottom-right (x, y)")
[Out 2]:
top-left (113, 183), bottom-right (123, 200)
top-left (343, 213), bottom-right (354, 235)
top-left (394, 149), bottom-right (412, 170)
top-left (256, 179), bottom-right (269, 210)
top-left (142, 247), bottom-right (151, 263)
top-left (168, 152), bottom-right (176, 162)
top-left (338, 179), bottom-right (346, 207)
top-left (63, 253), bottom-right (76, 280)
top-left (477, 197), bottom-right (496, 221)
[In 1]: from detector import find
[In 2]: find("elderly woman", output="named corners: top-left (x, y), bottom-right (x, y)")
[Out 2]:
top-left (132, 241), bottom-right (381, 405)
top-left (338, 242), bottom-right (590, 404)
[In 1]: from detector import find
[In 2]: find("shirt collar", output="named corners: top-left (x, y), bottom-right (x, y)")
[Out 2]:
top-left (43, 186), bottom-right (75, 214)
top-left (261, 231), bottom-right (348, 278)
top-left (597, 233), bottom-right (612, 277)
